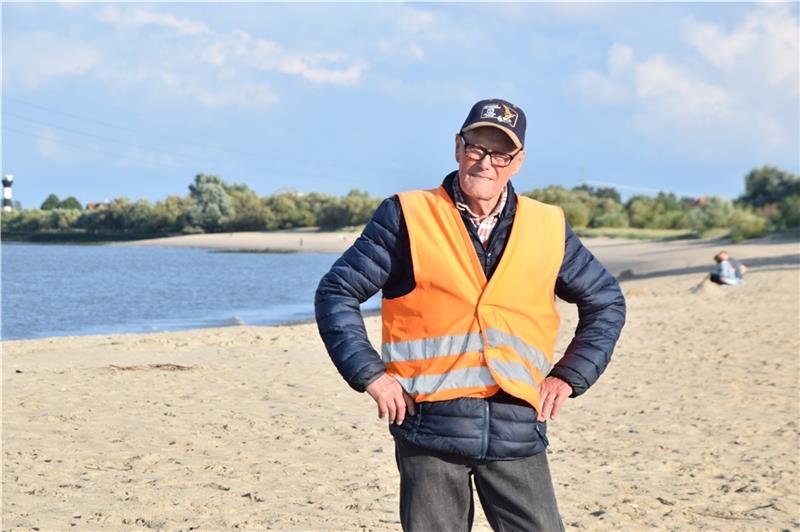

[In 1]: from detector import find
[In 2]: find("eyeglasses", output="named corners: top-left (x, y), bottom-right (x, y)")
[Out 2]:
top-left (458, 134), bottom-right (520, 168)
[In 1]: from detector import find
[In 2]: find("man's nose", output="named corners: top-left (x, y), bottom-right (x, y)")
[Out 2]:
top-left (477, 153), bottom-right (493, 170)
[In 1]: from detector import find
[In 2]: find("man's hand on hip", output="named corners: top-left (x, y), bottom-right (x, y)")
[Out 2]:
top-left (365, 373), bottom-right (416, 425)
top-left (537, 376), bottom-right (572, 422)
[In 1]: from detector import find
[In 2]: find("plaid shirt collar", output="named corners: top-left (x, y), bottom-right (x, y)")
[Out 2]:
top-left (452, 175), bottom-right (508, 223)
top-left (452, 175), bottom-right (508, 247)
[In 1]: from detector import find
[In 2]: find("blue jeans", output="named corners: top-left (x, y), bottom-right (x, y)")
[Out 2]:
top-left (395, 439), bottom-right (565, 532)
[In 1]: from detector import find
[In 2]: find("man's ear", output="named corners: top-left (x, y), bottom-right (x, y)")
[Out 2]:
top-left (454, 134), bottom-right (463, 163)
top-left (510, 149), bottom-right (525, 176)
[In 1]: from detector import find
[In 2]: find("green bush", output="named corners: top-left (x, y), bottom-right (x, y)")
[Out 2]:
top-left (48, 208), bottom-right (82, 230)
top-left (590, 198), bottom-right (629, 228)
top-left (778, 195), bottom-right (800, 228)
top-left (525, 186), bottom-right (594, 228)
top-left (317, 199), bottom-right (352, 229)
top-left (2, 210), bottom-right (47, 232)
top-left (591, 210), bottom-right (629, 228)
top-left (560, 202), bottom-right (590, 228)
top-left (59, 196), bottom-right (83, 210)
top-left (40, 194), bottom-right (61, 210)
top-left (739, 166), bottom-right (800, 208)
top-left (686, 197), bottom-right (735, 234)
top-left (728, 209), bottom-right (767, 242)
top-left (187, 174), bottom-right (234, 232)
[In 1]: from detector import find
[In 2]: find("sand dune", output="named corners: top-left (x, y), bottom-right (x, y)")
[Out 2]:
top-left (3, 238), bottom-right (799, 530)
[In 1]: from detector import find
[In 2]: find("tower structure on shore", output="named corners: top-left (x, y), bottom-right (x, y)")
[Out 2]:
top-left (2, 174), bottom-right (13, 211)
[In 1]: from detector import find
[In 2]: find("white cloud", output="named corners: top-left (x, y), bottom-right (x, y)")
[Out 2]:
top-left (3, 32), bottom-right (101, 89)
top-left (57, 1), bottom-right (83, 10)
top-left (396, 7), bottom-right (436, 34)
top-left (571, 69), bottom-right (631, 105)
top-left (161, 73), bottom-right (278, 108)
top-left (372, 6), bottom-right (448, 63)
top-left (634, 55), bottom-right (731, 117)
top-left (77, 6), bottom-right (368, 107)
top-left (278, 55), bottom-right (364, 86)
top-left (95, 6), bottom-right (209, 36)
top-left (686, 3), bottom-right (798, 91)
top-left (572, 42), bottom-right (635, 104)
top-left (377, 39), bottom-right (426, 62)
top-left (199, 30), bottom-right (365, 86)
top-left (754, 112), bottom-right (788, 147)
top-left (35, 127), bottom-right (65, 159)
top-left (608, 43), bottom-right (633, 75)
top-left (571, 4), bottom-right (798, 155)
top-left (408, 44), bottom-right (426, 61)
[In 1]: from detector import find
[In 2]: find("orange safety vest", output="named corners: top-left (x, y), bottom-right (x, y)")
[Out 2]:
top-left (381, 186), bottom-right (565, 412)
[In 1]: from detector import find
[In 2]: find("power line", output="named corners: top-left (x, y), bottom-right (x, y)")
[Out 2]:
top-left (4, 110), bottom-right (234, 170)
top-left (3, 95), bottom-right (265, 160)
top-left (3, 125), bottom-right (200, 169)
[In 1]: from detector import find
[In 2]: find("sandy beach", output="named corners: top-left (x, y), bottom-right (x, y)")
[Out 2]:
top-left (3, 235), bottom-right (799, 530)
top-left (123, 230), bottom-right (362, 255)
top-left (125, 229), bottom-right (799, 278)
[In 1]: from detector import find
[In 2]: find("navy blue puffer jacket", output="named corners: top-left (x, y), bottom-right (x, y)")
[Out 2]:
top-left (315, 172), bottom-right (626, 460)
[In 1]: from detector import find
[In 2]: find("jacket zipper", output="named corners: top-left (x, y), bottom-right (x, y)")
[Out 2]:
top-left (480, 401), bottom-right (490, 459)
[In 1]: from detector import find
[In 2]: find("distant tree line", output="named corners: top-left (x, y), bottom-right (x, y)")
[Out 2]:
top-left (524, 165), bottom-right (798, 241)
top-left (1, 174), bottom-right (382, 236)
top-left (1, 166), bottom-right (798, 241)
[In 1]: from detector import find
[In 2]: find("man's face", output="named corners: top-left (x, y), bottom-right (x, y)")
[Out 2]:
top-left (454, 127), bottom-right (525, 203)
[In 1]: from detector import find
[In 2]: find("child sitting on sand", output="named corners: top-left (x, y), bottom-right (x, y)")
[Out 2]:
top-left (710, 250), bottom-right (747, 285)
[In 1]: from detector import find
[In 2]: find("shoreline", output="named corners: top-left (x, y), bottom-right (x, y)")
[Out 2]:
top-left (7, 229), bottom-right (797, 275)
top-left (3, 235), bottom-right (797, 342)
top-left (121, 229), bottom-right (362, 254)
top-left (121, 231), bottom-right (800, 276)
top-left (2, 307), bottom-right (383, 344)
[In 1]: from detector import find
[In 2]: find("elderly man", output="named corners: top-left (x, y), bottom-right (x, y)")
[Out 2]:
top-left (315, 98), bottom-right (626, 531)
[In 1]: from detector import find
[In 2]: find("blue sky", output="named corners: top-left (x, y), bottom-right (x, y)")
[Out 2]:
top-left (2, 2), bottom-right (798, 209)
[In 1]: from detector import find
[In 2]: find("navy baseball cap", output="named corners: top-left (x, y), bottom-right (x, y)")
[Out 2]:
top-left (460, 98), bottom-right (526, 149)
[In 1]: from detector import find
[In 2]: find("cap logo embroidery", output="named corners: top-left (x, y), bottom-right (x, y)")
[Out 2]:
top-left (480, 103), bottom-right (518, 127)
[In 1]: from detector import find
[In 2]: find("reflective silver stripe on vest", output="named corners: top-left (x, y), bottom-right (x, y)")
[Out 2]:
top-left (487, 358), bottom-right (539, 388)
top-left (396, 366), bottom-right (496, 396)
top-left (382, 329), bottom-right (552, 381)
top-left (485, 328), bottom-right (553, 376)
top-left (381, 332), bottom-right (484, 362)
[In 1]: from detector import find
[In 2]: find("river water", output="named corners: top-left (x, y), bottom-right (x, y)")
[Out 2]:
top-left (1, 243), bottom-right (378, 340)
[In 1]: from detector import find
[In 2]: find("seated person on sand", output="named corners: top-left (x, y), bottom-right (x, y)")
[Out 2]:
top-left (710, 250), bottom-right (746, 285)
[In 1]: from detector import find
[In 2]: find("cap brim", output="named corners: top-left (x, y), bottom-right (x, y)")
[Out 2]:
top-left (461, 122), bottom-right (522, 150)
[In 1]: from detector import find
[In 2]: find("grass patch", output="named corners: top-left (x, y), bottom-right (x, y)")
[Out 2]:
top-left (574, 227), bottom-right (696, 240)
top-left (1, 231), bottom-right (163, 243)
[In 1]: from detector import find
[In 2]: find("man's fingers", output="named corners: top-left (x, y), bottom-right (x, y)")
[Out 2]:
top-left (385, 400), bottom-right (397, 424)
top-left (366, 374), bottom-right (417, 425)
top-left (538, 390), bottom-right (552, 421)
top-left (403, 392), bottom-right (416, 416)
top-left (394, 395), bottom-right (406, 425)
top-left (538, 377), bottom-right (573, 421)
top-left (550, 389), bottom-right (569, 420)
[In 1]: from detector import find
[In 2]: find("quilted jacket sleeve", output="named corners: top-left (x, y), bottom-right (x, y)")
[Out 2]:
top-left (550, 223), bottom-right (626, 397)
top-left (314, 197), bottom-right (402, 392)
